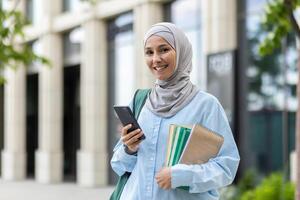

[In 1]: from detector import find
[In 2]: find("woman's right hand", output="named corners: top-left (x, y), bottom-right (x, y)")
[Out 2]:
top-left (121, 124), bottom-right (144, 154)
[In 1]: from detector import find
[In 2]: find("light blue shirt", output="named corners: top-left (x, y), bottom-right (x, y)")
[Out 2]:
top-left (111, 91), bottom-right (240, 200)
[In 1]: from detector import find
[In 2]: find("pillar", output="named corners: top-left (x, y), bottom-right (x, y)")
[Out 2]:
top-left (77, 19), bottom-right (108, 187)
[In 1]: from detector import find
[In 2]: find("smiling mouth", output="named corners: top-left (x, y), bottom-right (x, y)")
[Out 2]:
top-left (154, 65), bottom-right (168, 71)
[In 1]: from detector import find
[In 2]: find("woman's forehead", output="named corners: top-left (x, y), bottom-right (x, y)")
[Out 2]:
top-left (145, 35), bottom-right (173, 48)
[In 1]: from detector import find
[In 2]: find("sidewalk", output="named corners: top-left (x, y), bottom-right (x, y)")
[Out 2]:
top-left (0, 179), bottom-right (114, 200)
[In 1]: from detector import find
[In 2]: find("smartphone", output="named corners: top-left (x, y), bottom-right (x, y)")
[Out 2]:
top-left (113, 106), bottom-right (146, 140)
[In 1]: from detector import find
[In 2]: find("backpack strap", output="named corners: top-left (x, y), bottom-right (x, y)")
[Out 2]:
top-left (132, 89), bottom-right (151, 119)
top-left (109, 89), bottom-right (151, 200)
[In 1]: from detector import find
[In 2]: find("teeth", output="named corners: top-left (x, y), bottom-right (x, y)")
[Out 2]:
top-left (155, 65), bottom-right (167, 71)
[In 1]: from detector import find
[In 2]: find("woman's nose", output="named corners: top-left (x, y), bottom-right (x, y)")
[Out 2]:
top-left (153, 52), bottom-right (162, 63)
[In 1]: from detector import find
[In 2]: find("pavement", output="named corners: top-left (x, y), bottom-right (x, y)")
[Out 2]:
top-left (0, 179), bottom-right (114, 200)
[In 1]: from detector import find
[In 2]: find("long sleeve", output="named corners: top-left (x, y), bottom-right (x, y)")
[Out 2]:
top-left (171, 98), bottom-right (240, 193)
top-left (111, 102), bottom-right (138, 176)
top-left (110, 139), bottom-right (138, 176)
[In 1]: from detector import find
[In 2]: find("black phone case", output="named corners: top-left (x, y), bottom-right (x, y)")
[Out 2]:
top-left (113, 106), bottom-right (146, 140)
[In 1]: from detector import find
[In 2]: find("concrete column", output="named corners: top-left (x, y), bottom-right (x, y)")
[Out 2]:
top-left (201, 0), bottom-right (237, 90)
top-left (202, 0), bottom-right (237, 53)
top-left (35, 34), bottom-right (63, 183)
top-left (1, 66), bottom-right (26, 180)
top-left (133, 2), bottom-right (163, 89)
top-left (77, 19), bottom-right (107, 187)
top-left (1, 0), bottom-right (27, 181)
top-left (34, 0), bottom-right (63, 184)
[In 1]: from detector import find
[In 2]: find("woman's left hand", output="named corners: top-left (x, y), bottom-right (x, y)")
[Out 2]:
top-left (155, 167), bottom-right (172, 190)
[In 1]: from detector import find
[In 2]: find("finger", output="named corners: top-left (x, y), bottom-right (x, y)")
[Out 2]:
top-left (132, 138), bottom-right (143, 146)
top-left (161, 182), bottom-right (169, 190)
top-left (121, 128), bottom-right (140, 143)
top-left (156, 180), bottom-right (162, 187)
top-left (155, 176), bottom-right (162, 184)
top-left (126, 135), bottom-right (143, 146)
top-left (121, 124), bottom-right (132, 136)
top-left (123, 133), bottom-right (143, 148)
top-left (124, 129), bottom-right (141, 141)
top-left (128, 132), bottom-right (144, 144)
top-left (134, 131), bottom-right (144, 140)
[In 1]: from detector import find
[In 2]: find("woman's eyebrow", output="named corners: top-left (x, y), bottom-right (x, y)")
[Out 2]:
top-left (145, 44), bottom-right (169, 48)
top-left (158, 44), bottom-right (169, 48)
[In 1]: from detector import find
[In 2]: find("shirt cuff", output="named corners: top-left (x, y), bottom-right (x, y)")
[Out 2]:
top-left (171, 164), bottom-right (193, 188)
top-left (124, 145), bottom-right (138, 156)
top-left (117, 145), bottom-right (138, 161)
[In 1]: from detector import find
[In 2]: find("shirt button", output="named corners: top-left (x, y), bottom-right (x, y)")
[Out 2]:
top-left (150, 157), bottom-right (154, 161)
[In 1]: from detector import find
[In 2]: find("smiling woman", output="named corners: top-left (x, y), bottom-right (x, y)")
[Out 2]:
top-left (110, 22), bottom-right (240, 200)
top-left (144, 35), bottom-right (176, 81)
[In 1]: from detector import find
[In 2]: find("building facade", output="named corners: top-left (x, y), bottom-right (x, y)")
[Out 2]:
top-left (0, 0), bottom-right (297, 187)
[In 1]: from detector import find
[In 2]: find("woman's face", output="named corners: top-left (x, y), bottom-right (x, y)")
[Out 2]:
top-left (144, 35), bottom-right (176, 80)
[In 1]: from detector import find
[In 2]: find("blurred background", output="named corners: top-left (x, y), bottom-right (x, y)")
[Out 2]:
top-left (0, 0), bottom-right (298, 199)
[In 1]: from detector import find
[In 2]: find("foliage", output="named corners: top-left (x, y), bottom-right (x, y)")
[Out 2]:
top-left (220, 169), bottom-right (261, 200)
top-left (220, 171), bottom-right (295, 200)
top-left (240, 172), bottom-right (295, 200)
top-left (259, 0), bottom-right (300, 56)
top-left (247, 22), bottom-right (282, 107)
top-left (0, 7), bottom-right (49, 84)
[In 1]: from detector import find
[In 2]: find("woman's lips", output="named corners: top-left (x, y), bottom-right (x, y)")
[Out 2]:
top-left (154, 65), bottom-right (168, 71)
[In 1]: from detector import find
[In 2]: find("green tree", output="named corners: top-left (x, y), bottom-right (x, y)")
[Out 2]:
top-left (0, 1), bottom-right (48, 84)
top-left (259, 0), bottom-right (300, 199)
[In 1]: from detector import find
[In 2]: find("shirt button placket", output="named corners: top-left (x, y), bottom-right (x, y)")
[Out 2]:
top-left (145, 117), bottom-right (161, 199)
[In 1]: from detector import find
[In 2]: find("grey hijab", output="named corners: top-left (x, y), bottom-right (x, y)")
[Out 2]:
top-left (144, 22), bottom-right (199, 118)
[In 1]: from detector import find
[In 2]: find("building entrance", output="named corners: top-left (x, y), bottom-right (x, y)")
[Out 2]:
top-left (26, 74), bottom-right (38, 178)
top-left (63, 65), bottom-right (80, 181)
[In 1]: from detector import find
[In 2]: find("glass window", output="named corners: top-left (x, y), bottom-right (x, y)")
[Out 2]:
top-left (63, 27), bottom-right (83, 66)
top-left (2, 0), bottom-right (10, 10)
top-left (108, 12), bottom-right (135, 106)
top-left (25, 0), bottom-right (41, 25)
top-left (107, 12), bottom-right (134, 184)
top-left (27, 40), bottom-right (42, 74)
top-left (63, 0), bottom-right (83, 12)
top-left (245, 0), bottom-right (298, 112)
top-left (25, 0), bottom-right (33, 23)
top-left (164, 0), bottom-right (203, 87)
top-left (245, 0), bottom-right (297, 173)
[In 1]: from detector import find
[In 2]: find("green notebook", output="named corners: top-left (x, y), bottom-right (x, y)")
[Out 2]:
top-left (166, 125), bottom-right (191, 167)
top-left (165, 124), bottom-right (224, 191)
top-left (165, 125), bottom-right (191, 191)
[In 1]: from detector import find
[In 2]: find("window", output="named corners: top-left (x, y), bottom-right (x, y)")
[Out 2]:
top-left (164, 0), bottom-right (203, 87)
top-left (27, 40), bottom-right (42, 74)
top-left (245, 0), bottom-right (297, 173)
top-left (25, 0), bottom-right (41, 25)
top-left (107, 12), bottom-right (135, 106)
top-left (63, 27), bottom-right (83, 66)
top-left (107, 12), bottom-right (134, 184)
top-left (63, 0), bottom-right (84, 12)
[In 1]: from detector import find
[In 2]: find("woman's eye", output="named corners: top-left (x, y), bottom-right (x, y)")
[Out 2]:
top-left (145, 50), bottom-right (153, 56)
top-left (161, 48), bottom-right (170, 53)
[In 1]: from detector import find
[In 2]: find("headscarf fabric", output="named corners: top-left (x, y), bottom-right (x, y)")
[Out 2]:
top-left (144, 22), bottom-right (199, 118)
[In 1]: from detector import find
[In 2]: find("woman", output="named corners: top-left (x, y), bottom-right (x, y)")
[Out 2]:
top-left (111, 22), bottom-right (240, 200)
